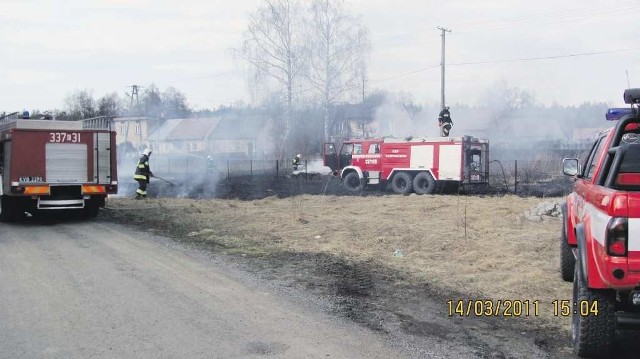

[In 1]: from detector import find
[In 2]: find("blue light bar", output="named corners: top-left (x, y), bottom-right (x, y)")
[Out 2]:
top-left (606, 108), bottom-right (634, 121)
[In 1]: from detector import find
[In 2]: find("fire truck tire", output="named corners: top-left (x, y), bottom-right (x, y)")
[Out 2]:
top-left (343, 172), bottom-right (364, 192)
top-left (560, 213), bottom-right (575, 282)
top-left (391, 172), bottom-right (413, 195)
top-left (84, 201), bottom-right (100, 219)
top-left (0, 196), bottom-right (9, 222)
top-left (413, 172), bottom-right (436, 194)
top-left (0, 196), bottom-right (20, 223)
top-left (572, 255), bottom-right (615, 358)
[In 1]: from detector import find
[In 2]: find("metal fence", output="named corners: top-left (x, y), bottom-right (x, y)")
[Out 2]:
top-left (143, 154), bottom-right (572, 196)
top-left (489, 159), bottom-right (571, 195)
top-left (151, 156), bottom-right (306, 179)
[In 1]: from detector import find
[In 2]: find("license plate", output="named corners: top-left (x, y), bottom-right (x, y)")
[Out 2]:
top-left (471, 174), bottom-right (480, 181)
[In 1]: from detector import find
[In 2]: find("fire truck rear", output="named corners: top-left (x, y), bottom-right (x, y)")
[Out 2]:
top-left (0, 114), bottom-right (118, 221)
top-left (323, 135), bottom-right (489, 194)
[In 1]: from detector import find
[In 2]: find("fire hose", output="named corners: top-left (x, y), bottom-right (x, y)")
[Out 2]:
top-left (153, 175), bottom-right (175, 186)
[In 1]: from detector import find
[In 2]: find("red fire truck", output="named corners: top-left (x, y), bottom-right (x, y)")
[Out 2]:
top-left (560, 89), bottom-right (640, 357)
top-left (323, 135), bottom-right (489, 194)
top-left (0, 113), bottom-right (118, 221)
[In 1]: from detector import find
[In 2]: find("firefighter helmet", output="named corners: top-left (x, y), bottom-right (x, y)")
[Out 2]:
top-left (296, 154), bottom-right (301, 158)
top-left (142, 148), bottom-right (152, 156)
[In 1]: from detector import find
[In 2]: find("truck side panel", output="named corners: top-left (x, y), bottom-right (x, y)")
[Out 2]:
top-left (438, 144), bottom-right (462, 180)
top-left (409, 145), bottom-right (434, 169)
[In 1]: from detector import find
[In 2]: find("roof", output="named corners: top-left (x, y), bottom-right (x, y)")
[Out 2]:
top-left (165, 118), bottom-right (220, 141)
top-left (147, 119), bottom-right (182, 141)
top-left (207, 114), bottom-right (269, 140)
top-left (113, 116), bottom-right (148, 122)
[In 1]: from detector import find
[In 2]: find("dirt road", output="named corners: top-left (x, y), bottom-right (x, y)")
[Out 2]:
top-left (1, 219), bottom-right (423, 359)
top-left (0, 217), bottom-right (550, 359)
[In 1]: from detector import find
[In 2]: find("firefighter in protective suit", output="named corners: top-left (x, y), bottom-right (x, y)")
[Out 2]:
top-left (134, 148), bottom-right (154, 199)
top-left (438, 106), bottom-right (453, 137)
top-left (292, 153), bottom-right (301, 171)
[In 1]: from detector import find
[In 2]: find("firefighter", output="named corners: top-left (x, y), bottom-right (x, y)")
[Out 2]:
top-left (438, 106), bottom-right (453, 137)
top-left (292, 153), bottom-right (301, 171)
top-left (133, 148), bottom-right (154, 199)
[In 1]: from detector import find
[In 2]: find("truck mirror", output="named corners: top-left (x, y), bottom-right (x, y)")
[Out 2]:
top-left (562, 158), bottom-right (579, 177)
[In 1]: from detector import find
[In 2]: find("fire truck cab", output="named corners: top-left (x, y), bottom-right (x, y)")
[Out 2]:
top-left (561, 88), bottom-right (640, 357)
top-left (323, 135), bottom-right (489, 194)
top-left (0, 114), bottom-right (118, 221)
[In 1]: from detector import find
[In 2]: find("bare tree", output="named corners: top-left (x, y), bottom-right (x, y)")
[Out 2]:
top-left (240, 0), bottom-right (306, 147)
top-left (161, 87), bottom-right (191, 119)
top-left (484, 81), bottom-right (536, 135)
top-left (64, 90), bottom-right (96, 120)
top-left (306, 0), bottom-right (370, 141)
top-left (97, 92), bottom-right (126, 117)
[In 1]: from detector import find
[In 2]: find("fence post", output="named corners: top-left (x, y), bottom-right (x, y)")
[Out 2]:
top-left (276, 160), bottom-right (279, 179)
top-left (227, 160), bottom-right (230, 181)
top-left (250, 159), bottom-right (253, 179)
top-left (514, 160), bottom-right (518, 194)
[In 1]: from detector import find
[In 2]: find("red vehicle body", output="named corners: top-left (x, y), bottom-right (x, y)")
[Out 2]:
top-left (0, 115), bottom-right (117, 221)
top-left (561, 88), bottom-right (640, 357)
top-left (323, 135), bottom-right (489, 194)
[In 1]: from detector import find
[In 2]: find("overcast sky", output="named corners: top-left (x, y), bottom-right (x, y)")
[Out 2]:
top-left (1, 0), bottom-right (639, 112)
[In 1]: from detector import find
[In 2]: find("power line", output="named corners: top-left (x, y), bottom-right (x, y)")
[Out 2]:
top-left (368, 46), bottom-right (640, 84)
top-left (371, 65), bottom-right (440, 83)
top-left (448, 47), bottom-right (640, 66)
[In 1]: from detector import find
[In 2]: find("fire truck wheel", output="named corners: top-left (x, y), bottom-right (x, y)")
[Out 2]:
top-left (343, 172), bottom-right (364, 192)
top-left (0, 196), bottom-right (8, 222)
top-left (572, 255), bottom-right (615, 358)
top-left (0, 196), bottom-right (20, 223)
top-left (391, 172), bottom-right (413, 195)
top-left (413, 172), bottom-right (436, 195)
top-left (560, 214), bottom-right (575, 282)
top-left (84, 201), bottom-right (100, 219)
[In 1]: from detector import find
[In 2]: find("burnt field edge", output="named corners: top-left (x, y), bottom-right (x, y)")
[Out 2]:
top-left (99, 206), bottom-right (570, 357)
top-left (129, 173), bottom-right (573, 201)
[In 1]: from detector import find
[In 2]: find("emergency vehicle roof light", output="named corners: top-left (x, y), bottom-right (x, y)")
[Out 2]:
top-left (606, 108), bottom-right (634, 121)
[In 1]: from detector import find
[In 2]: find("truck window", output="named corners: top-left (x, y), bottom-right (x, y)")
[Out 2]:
top-left (368, 144), bottom-right (380, 154)
top-left (325, 143), bottom-right (336, 155)
top-left (341, 144), bottom-right (353, 155)
top-left (353, 144), bottom-right (363, 155)
top-left (584, 136), bottom-right (607, 179)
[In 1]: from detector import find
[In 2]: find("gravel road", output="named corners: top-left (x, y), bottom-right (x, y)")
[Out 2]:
top-left (0, 218), bottom-right (416, 359)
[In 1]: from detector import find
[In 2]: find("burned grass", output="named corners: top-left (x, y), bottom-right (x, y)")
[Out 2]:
top-left (101, 193), bottom-right (573, 357)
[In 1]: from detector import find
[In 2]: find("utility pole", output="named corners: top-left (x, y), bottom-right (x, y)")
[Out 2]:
top-left (127, 85), bottom-right (142, 111)
top-left (437, 26), bottom-right (451, 110)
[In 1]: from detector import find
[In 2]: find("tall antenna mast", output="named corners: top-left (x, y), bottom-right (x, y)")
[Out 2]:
top-left (437, 26), bottom-right (451, 110)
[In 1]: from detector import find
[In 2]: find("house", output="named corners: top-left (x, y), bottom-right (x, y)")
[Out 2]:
top-left (207, 114), bottom-right (272, 158)
top-left (332, 104), bottom-right (372, 140)
top-left (146, 119), bottom-right (181, 154)
top-left (146, 113), bottom-right (272, 158)
top-left (112, 116), bottom-right (150, 149)
top-left (165, 118), bottom-right (220, 154)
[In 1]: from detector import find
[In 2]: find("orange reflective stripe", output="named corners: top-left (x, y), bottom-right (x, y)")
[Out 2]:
top-left (24, 185), bottom-right (50, 195)
top-left (82, 185), bottom-right (106, 194)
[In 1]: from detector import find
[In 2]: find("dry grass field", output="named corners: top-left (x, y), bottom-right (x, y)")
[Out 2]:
top-left (104, 193), bottom-right (571, 331)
